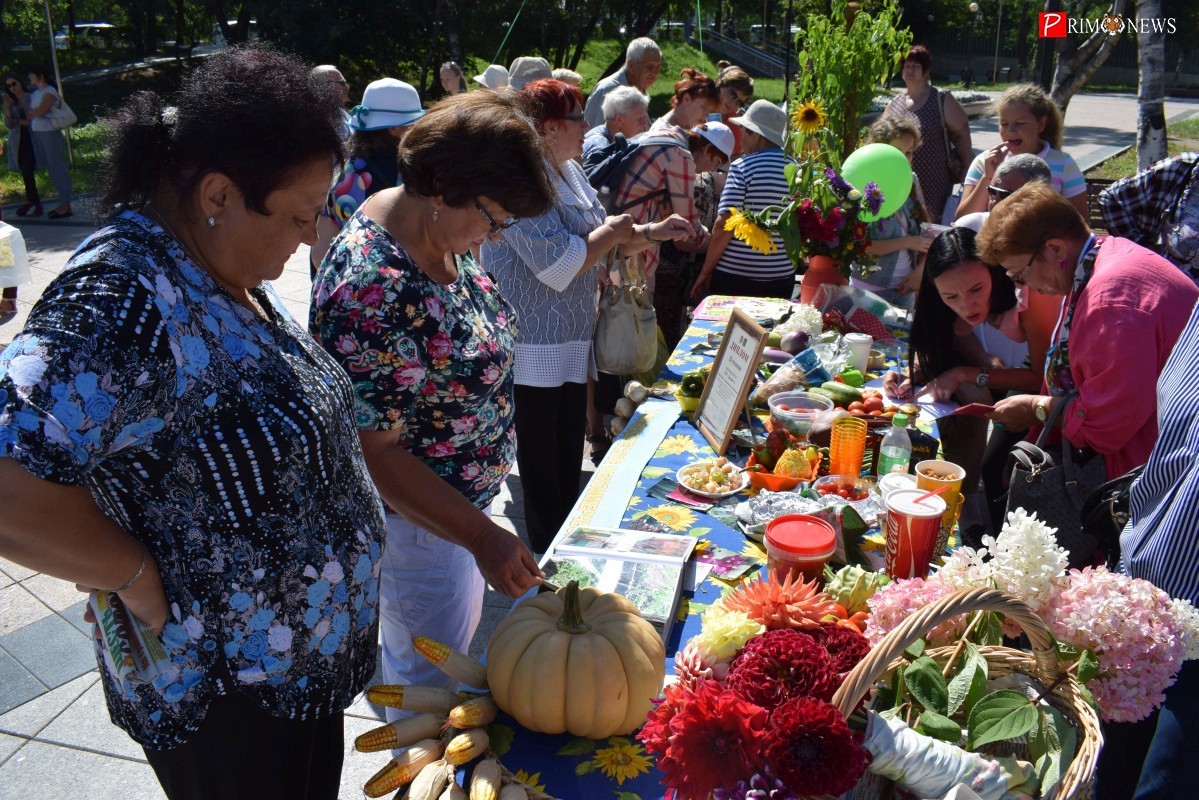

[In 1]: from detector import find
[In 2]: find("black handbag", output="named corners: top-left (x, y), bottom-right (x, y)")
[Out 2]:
top-left (1079, 465), bottom-right (1144, 564)
top-left (1004, 396), bottom-right (1108, 569)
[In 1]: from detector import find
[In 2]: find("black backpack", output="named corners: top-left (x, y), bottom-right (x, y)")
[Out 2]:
top-left (581, 132), bottom-right (681, 214)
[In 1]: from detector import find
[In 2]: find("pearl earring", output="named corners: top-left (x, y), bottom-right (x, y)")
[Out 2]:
top-left (207, 215), bottom-right (216, 229)
top-left (433, 209), bottom-right (439, 222)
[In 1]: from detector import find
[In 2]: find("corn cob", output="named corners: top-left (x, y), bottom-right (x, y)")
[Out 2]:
top-left (439, 782), bottom-right (468, 800)
top-left (444, 728), bottom-right (490, 766)
top-left (413, 636), bottom-right (490, 689)
top-left (355, 712), bottom-right (445, 753)
top-left (363, 738), bottom-right (444, 798)
top-left (469, 757), bottom-right (503, 800)
top-left (367, 684), bottom-right (461, 714)
top-left (404, 758), bottom-right (451, 800)
top-left (446, 696), bottom-right (499, 731)
top-left (498, 784), bottom-right (529, 800)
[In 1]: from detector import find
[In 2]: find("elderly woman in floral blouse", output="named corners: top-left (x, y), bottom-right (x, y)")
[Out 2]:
top-left (0, 47), bottom-right (381, 799)
top-left (311, 91), bottom-right (550, 708)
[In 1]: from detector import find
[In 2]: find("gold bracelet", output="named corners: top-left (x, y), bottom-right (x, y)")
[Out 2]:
top-left (110, 546), bottom-right (148, 593)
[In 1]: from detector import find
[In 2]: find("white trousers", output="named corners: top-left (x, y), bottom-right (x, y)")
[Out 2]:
top-left (378, 509), bottom-right (487, 723)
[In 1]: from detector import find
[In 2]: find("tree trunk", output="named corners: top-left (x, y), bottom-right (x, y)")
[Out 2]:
top-left (1049, 0), bottom-right (1128, 113)
top-left (1136, 0), bottom-right (1167, 168)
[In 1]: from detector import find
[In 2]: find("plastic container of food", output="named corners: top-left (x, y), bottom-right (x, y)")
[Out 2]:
top-left (811, 474), bottom-right (873, 502)
top-left (764, 514), bottom-right (837, 583)
top-left (767, 391), bottom-right (834, 438)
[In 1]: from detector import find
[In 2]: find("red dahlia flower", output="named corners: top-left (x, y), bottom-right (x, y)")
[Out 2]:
top-left (638, 680), bottom-right (690, 756)
top-left (763, 696), bottom-right (871, 796)
top-left (726, 629), bottom-right (839, 709)
top-left (656, 680), bottom-right (769, 799)
top-left (811, 622), bottom-right (871, 673)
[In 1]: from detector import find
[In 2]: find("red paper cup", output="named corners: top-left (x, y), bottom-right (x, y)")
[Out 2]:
top-left (884, 488), bottom-right (948, 579)
top-left (764, 514), bottom-right (837, 584)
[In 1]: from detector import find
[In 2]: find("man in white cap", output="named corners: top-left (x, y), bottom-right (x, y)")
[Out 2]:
top-left (692, 100), bottom-right (798, 300)
top-left (312, 64), bottom-right (351, 137)
top-left (583, 37), bottom-right (662, 128)
top-left (582, 85), bottom-right (651, 159)
top-left (507, 56), bottom-right (552, 90)
top-left (473, 64), bottom-right (509, 89)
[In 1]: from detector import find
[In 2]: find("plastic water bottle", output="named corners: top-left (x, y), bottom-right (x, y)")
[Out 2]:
top-left (877, 414), bottom-right (912, 475)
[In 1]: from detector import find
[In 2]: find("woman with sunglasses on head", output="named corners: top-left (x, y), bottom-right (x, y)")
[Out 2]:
top-left (480, 79), bottom-right (693, 555)
top-left (977, 181), bottom-right (1197, 483)
top-left (3, 74), bottom-right (39, 221)
top-left (311, 91), bottom-right (550, 706)
top-left (884, 227), bottom-right (1060, 539)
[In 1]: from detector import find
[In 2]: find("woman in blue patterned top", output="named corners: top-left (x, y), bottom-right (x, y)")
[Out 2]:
top-left (0, 47), bottom-right (384, 799)
top-left (311, 91), bottom-right (549, 710)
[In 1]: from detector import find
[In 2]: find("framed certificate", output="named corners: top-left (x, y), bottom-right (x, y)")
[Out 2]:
top-left (693, 308), bottom-right (768, 455)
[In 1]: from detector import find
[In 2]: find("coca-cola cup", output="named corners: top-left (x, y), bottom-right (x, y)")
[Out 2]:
top-left (884, 488), bottom-right (948, 579)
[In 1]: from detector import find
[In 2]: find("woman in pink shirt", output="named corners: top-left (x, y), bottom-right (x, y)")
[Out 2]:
top-left (978, 182), bottom-right (1198, 480)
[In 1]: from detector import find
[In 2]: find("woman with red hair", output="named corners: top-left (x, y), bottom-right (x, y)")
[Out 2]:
top-left (480, 79), bottom-right (694, 553)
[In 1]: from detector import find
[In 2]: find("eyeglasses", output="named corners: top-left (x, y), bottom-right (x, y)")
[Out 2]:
top-left (1009, 246), bottom-right (1040, 285)
top-left (475, 200), bottom-right (519, 234)
top-left (5, 82), bottom-right (19, 89)
top-left (987, 185), bottom-right (1013, 200)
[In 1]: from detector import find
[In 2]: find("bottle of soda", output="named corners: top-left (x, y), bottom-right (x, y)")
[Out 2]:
top-left (876, 413), bottom-right (912, 475)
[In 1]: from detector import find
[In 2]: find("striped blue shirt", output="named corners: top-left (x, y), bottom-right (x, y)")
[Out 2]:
top-left (1121, 298), bottom-right (1199, 603)
top-left (715, 147), bottom-right (797, 282)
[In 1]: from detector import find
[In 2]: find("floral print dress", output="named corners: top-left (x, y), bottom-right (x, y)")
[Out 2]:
top-left (0, 212), bottom-right (387, 748)
top-left (310, 210), bottom-right (517, 508)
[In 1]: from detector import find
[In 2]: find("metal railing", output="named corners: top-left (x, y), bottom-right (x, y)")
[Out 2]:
top-left (699, 28), bottom-right (788, 77)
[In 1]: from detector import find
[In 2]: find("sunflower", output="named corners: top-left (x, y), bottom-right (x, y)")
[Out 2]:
top-left (791, 99), bottom-right (827, 135)
top-left (654, 433), bottom-right (700, 456)
top-left (725, 209), bottom-right (777, 255)
top-left (641, 504), bottom-right (699, 531)
top-left (511, 770), bottom-right (547, 793)
top-left (591, 739), bottom-right (653, 785)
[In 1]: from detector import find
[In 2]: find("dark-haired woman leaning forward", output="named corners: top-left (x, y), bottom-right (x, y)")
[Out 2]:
top-left (0, 45), bottom-right (385, 799)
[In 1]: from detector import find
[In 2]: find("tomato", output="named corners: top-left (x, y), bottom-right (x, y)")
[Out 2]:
top-left (777, 404), bottom-right (791, 412)
top-left (862, 396), bottom-right (884, 413)
top-left (861, 388), bottom-right (883, 400)
top-left (847, 401), bottom-right (865, 413)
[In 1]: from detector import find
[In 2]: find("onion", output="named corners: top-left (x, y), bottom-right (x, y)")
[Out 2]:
top-left (623, 380), bottom-right (648, 404)
top-left (614, 397), bottom-right (638, 418)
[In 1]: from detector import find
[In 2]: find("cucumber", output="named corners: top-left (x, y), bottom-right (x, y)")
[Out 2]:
top-left (808, 386), bottom-right (840, 405)
top-left (819, 381), bottom-right (863, 407)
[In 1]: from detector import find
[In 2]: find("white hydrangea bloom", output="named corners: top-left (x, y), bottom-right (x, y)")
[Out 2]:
top-left (1170, 598), bottom-right (1199, 661)
top-left (774, 303), bottom-right (825, 339)
top-left (986, 509), bottom-right (1068, 614)
top-left (933, 545), bottom-right (992, 591)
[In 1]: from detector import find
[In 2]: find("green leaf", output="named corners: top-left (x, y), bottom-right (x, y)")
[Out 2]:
top-left (1077, 683), bottom-right (1098, 710)
top-left (904, 656), bottom-right (949, 715)
top-left (967, 690), bottom-right (1040, 749)
top-left (640, 466), bottom-right (672, 480)
top-left (947, 642), bottom-right (988, 716)
top-left (970, 611), bottom-right (1004, 646)
top-left (1077, 649), bottom-right (1101, 684)
top-left (575, 760), bottom-right (599, 776)
top-left (891, 666), bottom-right (907, 713)
top-left (485, 723), bottom-right (515, 757)
top-left (964, 660), bottom-right (990, 716)
top-left (784, 161), bottom-right (799, 184)
top-left (615, 793), bottom-right (642, 800)
top-left (917, 710), bottom-right (963, 742)
top-left (556, 737), bottom-right (597, 756)
top-left (1031, 707), bottom-right (1076, 797)
top-left (903, 639), bottom-right (926, 661)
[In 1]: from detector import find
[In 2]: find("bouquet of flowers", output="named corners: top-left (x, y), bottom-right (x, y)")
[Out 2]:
top-left (867, 509), bottom-right (1199, 723)
top-left (724, 101), bottom-right (879, 281)
top-left (639, 574), bottom-right (874, 799)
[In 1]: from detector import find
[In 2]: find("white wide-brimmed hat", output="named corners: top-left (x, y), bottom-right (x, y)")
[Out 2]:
top-left (729, 100), bottom-right (788, 147)
top-left (349, 79), bottom-right (425, 131)
top-left (473, 64), bottom-right (509, 89)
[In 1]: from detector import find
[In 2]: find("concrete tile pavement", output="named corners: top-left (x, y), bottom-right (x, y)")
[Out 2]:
top-left (1, 89), bottom-right (1196, 797)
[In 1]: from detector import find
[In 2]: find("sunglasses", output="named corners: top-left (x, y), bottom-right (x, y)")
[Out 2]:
top-left (987, 185), bottom-right (1013, 200)
top-left (5, 82), bottom-right (19, 89)
top-left (475, 200), bottom-right (519, 234)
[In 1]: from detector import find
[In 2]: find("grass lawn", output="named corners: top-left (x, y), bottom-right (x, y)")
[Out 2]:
top-left (2, 122), bottom-right (106, 206)
top-left (1085, 117), bottom-right (1199, 180)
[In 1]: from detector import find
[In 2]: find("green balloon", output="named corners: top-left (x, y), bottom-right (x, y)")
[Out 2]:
top-left (841, 143), bottom-right (914, 222)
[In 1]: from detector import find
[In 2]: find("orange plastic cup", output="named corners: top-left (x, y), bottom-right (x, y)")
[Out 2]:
top-left (829, 416), bottom-right (868, 477)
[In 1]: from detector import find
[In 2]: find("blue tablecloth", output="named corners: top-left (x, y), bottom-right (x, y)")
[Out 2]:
top-left (478, 299), bottom-right (928, 799)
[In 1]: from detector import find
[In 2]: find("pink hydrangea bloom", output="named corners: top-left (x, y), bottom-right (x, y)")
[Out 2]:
top-left (865, 578), bottom-right (964, 647)
top-left (1043, 567), bottom-right (1187, 722)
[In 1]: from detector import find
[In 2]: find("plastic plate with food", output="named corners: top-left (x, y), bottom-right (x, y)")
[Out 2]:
top-left (676, 458), bottom-right (750, 499)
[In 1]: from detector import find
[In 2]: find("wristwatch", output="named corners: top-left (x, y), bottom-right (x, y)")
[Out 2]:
top-left (975, 368), bottom-right (990, 389)
top-left (1034, 396), bottom-right (1052, 422)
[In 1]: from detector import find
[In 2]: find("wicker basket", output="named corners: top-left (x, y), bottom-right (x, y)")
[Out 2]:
top-left (831, 587), bottom-right (1103, 800)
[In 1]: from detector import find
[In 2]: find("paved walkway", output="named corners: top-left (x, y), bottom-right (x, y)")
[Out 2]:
top-left (1, 89), bottom-right (1197, 799)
